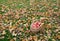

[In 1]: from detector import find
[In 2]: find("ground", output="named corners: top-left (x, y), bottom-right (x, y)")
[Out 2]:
top-left (0, 0), bottom-right (60, 41)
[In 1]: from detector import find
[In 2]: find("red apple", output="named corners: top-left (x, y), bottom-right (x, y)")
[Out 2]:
top-left (30, 21), bottom-right (42, 33)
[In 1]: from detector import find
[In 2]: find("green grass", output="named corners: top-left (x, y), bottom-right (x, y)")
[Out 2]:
top-left (0, 0), bottom-right (60, 41)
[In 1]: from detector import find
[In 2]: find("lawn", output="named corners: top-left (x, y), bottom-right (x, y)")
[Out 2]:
top-left (0, 0), bottom-right (60, 41)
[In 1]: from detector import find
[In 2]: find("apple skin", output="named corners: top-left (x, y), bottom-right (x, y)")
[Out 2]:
top-left (30, 21), bottom-right (42, 33)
